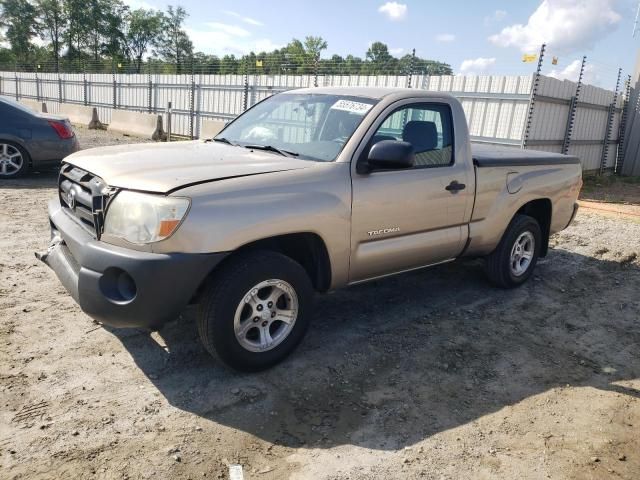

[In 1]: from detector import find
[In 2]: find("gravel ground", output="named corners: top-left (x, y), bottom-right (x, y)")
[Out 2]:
top-left (1, 129), bottom-right (639, 480)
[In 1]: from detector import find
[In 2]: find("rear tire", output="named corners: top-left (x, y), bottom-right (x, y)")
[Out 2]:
top-left (485, 214), bottom-right (541, 288)
top-left (0, 141), bottom-right (29, 179)
top-left (197, 250), bottom-right (314, 371)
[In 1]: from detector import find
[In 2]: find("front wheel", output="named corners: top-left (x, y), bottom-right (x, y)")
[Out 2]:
top-left (485, 214), bottom-right (541, 288)
top-left (197, 250), bottom-right (313, 371)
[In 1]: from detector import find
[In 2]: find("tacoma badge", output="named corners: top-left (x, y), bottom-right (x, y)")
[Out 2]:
top-left (367, 227), bottom-right (400, 237)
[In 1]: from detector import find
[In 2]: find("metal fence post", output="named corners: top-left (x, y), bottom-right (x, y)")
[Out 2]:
top-left (58, 72), bottom-right (63, 104)
top-left (522, 43), bottom-right (545, 149)
top-left (14, 72), bottom-right (19, 100)
top-left (35, 65), bottom-right (40, 102)
top-left (615, 75), bottom-right (633, 174)
top-left (112, 65), bottom-right (117, 109)
top-left (195, 73), bottom-right (202, 139)
top-left (189, 59), bottom-right (195, 139)
top-left (242, 58), bottom-right (249, 111)
top-left (147, 62), bottom-right (153, 114)
top-left (407, 48), bottom-right (416, 88)
top-left (167, 101), bottom-right (172, 142)
top-left (562, 56), bottom-right (586, 155)
top-left (313, 53), bottom-right (319, 88)
top-left (82, 63), bottom-right (88, 106)
top-left (0, 75), bottom-right (3, 96)
top-left (599, 67), bottom-right (622, 175)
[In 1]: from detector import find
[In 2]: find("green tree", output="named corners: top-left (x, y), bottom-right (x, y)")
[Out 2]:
top-left (155, 5), bottom-right (193, 73)
top-left (36, 0), bottom-right (66, 71)
top-left (101, 0), bottom-right (128, 60)
top-left (63, 0), bottom-right (89, 63)
top-left (0, 0), bottom-right (39, 64)
top-left (125, 8), bottom-right (163, 72)
top-left (282, 38), bottom-right (305, 73)
top-left (220, 54), bottom-right (238, 74)
top-left (344, 54), bottom-right (363, 74)
top-left (0, 47), bottom-right (17, 65)
top-left (366, 42), bottom-right (392, 64)
top-left (302, 35), bottom-right (327, 73)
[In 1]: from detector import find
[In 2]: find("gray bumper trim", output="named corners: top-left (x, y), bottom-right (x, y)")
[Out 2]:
top-left (39, 198), bottom-right (226, 329)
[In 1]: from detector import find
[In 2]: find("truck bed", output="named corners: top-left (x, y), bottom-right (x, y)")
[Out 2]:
top-left (472, 144), bottom-right (581, 167)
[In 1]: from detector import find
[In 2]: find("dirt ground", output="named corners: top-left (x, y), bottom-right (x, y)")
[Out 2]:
top-left (1, 129), bottom-right (639, 480)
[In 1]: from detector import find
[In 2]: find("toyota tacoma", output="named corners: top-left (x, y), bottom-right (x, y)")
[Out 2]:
top-left (39, 87), bottom-right (582, 370)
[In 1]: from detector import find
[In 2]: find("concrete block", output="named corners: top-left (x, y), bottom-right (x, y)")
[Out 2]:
top-left (19, 99), bottom-right (46, 113)
top-left (200, 119), bottom-right (226, 139)
top-left (108, 110), bottom-right (166, 141)
top-left (59, 103), bottom-right (105, 129)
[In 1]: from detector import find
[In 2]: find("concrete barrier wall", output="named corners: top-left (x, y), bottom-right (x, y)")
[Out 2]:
top-left (19, 99), bottom-right (45, 113)
top-left (57, 103), bottom-right (96, 126)
top-left (109, 110), bottom-right (164, 140)
top-left (199, 119), bottom-right (226, 139)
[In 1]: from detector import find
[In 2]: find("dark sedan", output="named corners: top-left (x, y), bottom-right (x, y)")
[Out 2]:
top-left (0, 96), bottom-right (80, 178)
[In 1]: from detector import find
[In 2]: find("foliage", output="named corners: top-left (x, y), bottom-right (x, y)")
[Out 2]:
top-left (153, 5), bottom-right (192, 74)
top-left (125, 8), bottom-right (164, 73)
top-left (0, 0), bottom-right (39, 62)
top-left (0, 0), bottom-right (453, 76)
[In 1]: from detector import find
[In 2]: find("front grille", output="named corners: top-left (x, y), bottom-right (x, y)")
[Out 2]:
top-left (58, 164), bottom-right (110, 238)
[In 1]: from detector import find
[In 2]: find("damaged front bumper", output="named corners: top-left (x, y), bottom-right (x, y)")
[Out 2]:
top-left (38, 198), bottom-right (226, 329)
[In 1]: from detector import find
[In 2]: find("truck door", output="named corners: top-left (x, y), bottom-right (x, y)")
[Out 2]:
top-left (349, 100), bottom-right (473, 283)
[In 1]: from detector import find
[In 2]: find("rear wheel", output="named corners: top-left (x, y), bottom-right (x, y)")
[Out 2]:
top-left (197, 250), bottom-right (313, 371)
top-left (485, 214), bottom-right (541, 288)
top-left (0, 142), bottom-right (29, 178)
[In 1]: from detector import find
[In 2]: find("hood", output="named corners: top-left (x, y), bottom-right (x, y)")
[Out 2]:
top-left (64, 141), bottom-right (316, 193)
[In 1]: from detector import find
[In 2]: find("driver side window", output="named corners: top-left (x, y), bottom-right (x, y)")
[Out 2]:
top-left (371, 103), bottom-right (453, 168)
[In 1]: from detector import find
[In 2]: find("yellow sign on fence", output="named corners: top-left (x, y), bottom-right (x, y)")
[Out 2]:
top-left (256, 60), bottom-right (263, 67)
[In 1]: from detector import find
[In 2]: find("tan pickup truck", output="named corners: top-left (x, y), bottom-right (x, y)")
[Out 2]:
top-left (39, 87), bottom-right (582, 370)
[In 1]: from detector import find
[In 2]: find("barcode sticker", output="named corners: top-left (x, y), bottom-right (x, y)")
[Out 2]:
top-left (330, 99), bottom-right (373, 115)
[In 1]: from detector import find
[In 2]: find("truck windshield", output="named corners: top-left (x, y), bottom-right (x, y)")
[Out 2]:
top-left (215, 93), bottom-right (378, 161)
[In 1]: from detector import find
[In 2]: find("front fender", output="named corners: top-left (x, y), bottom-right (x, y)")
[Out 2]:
top-left (153, 163), bottom-right (353, 288)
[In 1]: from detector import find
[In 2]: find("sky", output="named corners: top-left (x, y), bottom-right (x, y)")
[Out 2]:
top-left (98, 0), bottom-right (640, 87)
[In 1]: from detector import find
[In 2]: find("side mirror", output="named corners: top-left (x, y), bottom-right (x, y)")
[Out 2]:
top-left (363, 140), bottom-right (415, 172)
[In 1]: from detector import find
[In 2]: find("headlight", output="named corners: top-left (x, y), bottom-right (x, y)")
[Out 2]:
top-left (103, 191), bottom-right (190, 244)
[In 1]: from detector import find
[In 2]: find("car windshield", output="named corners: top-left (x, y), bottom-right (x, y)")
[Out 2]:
top-left (216, 93), bottom-right (378, 161)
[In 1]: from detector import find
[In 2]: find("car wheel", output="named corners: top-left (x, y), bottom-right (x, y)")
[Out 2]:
top-left (197, 250), bottom-right (314, 371)
top-left (485, 214), bottom-right (541, 288)
top-left (0, 141), bottom-right (29, 178)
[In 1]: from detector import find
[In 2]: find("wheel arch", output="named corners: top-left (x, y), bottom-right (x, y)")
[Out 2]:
top-left (194, 232), bottom-right (332, 303)
top-left (515, 198), bottom-right (552, 257)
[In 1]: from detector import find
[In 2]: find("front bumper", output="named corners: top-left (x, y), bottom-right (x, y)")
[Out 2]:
top-left (38, 198), bottom-right (226, 329)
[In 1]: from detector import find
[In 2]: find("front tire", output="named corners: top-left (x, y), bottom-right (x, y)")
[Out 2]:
top-left (485, 214), bottom-right (541, 288)
top-left (197, 250), bottom-right (314, 371)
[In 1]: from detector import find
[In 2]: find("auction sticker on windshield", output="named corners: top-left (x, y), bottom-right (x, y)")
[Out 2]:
top-left (330, 99), bottom-right (373, 115)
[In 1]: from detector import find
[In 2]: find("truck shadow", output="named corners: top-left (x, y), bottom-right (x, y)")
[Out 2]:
top-left (111, 247), bottom-right (640, 451)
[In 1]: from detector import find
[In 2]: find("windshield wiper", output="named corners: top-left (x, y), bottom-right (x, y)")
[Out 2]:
top-left (243, 144), bottom-right (299, 157)
top-left (212, 137), bottom-right (239, 146)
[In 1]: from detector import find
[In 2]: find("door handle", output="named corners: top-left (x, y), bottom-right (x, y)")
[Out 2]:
top-left (445, 181), bottom-right (466, 193)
